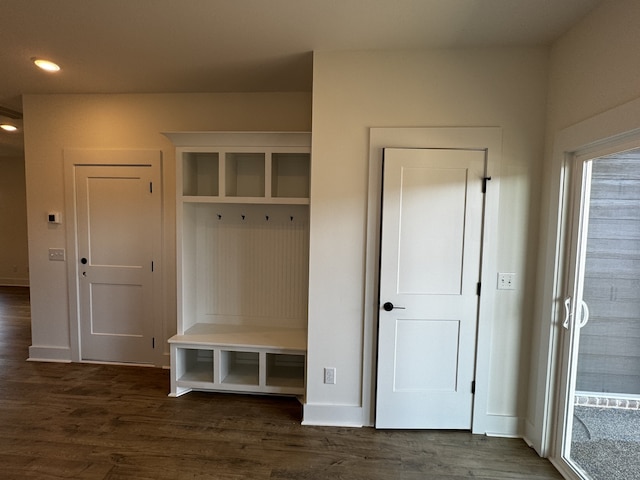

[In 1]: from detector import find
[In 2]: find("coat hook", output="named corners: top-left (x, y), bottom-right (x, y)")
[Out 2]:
top-left (265, 215), bottom-right (269, 221)
top-left (217, 214), bottom-right (222, 220)
top-left (241, 214), bottom-right (246, 220)
top-left (290, 216), bottom-right (294, 222)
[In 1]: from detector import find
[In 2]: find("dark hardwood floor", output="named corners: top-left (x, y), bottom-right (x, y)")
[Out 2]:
top-left (0, 286), bottom-right (563, 479)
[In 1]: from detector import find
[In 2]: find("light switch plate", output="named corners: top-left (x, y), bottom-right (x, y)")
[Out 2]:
top-left (48, 248), bottom-right (66, 261)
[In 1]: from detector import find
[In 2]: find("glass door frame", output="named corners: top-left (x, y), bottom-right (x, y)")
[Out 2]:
top-left (533, 98), bottom-right (640, 477)
top-left (551, 151), bottom-right (594, 480)
top-left (550, 139), bottom-right (640, 479)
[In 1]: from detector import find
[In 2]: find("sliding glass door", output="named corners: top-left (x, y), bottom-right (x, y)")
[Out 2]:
top-left (556, 148), bottom-right (640, 480)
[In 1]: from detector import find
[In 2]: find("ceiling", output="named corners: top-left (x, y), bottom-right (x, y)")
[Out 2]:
top-left (0, 0), bottom-right (602, 156)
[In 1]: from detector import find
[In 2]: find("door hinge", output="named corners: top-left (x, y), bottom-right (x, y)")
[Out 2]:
top-left (150, 182), bottom-right (153, 193)
top-left (151, 261), bottom-right (154, 272)
top-left (476, 282), bottom-right (481, 296)
top-left (482, 176), bottom-right (492, 193)
top-left (471, 380), bottom-right (476, 394)
top-left (152, 337), bottom-right (155, 348)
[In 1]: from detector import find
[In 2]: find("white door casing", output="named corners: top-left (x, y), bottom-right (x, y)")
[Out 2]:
top-left (364, 127), bottom-right (501, 432)
top-left (376, 148), bottom-right (486, 429)
top-left (64, 149), bottom-right (162, 365)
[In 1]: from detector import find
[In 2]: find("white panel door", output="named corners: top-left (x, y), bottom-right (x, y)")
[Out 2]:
top-left (76, 165), bottom-right (159, 363)
top-left (376, 148), bottom-right (485, 429)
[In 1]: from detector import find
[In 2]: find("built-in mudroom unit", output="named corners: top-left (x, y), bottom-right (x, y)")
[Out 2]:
top-left (165, 132), bottom-right (310, 399)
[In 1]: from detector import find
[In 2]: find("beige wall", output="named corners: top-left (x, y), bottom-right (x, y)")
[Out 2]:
top-left (546, 0), bottom-right (640, 135)
top-left (528, 0), bottom-right (640, 453)
top-left (23, 92), bottom-right (311, 361)
top-left (0, 156), bottom-right (29, 286)
top-left (308, 48), bottom-right (548, 431)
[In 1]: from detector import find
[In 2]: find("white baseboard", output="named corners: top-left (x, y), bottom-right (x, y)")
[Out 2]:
top-left (28, 345), bottom-right (72, 363)
top-left (302, 403), bottom-right (364, 427)
top-left (28, 346), bottom-right (169, 367)
top-left (482, 413), bottom-right (523, 438)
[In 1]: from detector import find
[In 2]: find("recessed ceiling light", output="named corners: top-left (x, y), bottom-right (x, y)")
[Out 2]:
top-left (0, 124), bottom-right (18, 132)
top-left (33, 58), bottom-right (61, 72)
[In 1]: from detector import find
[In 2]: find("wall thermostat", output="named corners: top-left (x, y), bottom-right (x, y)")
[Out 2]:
top-left (47, 212), bottom-right (61, 224)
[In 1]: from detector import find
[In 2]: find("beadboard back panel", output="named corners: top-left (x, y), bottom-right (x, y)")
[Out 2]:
top-left (184, 203), bottom-right (309, 330)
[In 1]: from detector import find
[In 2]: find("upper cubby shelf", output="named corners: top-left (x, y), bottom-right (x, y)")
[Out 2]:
top-left (226, 152), bottom-right (265, 198)
top-left (272, 152), bottom-right (310, 199)
top-left (165, 132), bottom-right (311, 205)
top-left (183, 152), bottom-right (219, 196)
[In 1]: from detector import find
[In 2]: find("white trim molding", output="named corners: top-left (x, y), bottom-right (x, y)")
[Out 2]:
top-left (302, 404), bottom-right (365, 427)
top-left (28, 345), bottom-right (72, 363)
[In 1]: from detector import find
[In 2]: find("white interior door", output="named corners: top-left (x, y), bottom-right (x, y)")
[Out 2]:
top-left (75, 165), bottom-right (160, 363)
top-left (376, 147), bottom-right (486, 429)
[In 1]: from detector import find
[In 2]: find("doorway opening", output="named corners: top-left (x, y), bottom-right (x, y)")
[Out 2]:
top-left (0, 157), bottom-right (29, 288)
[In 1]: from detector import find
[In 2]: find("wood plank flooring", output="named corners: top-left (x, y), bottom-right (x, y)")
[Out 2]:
top-left (0, 286), bottom-right (563, 479)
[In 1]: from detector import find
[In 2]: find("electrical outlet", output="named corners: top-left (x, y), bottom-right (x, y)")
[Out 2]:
top-left (324, 367), bottom-right (336, 384)
top-left (497, 272), bottom-right (516, 290)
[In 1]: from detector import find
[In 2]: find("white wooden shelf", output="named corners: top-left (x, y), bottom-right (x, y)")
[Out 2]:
top-left (169, 324), bottom-right (306, 397)
top-left (166, 132), bottom-right (310, 401)
top-left (181, 196), bottom-right (309, 205)
top-left (170, 323), bottom-right (307, 351)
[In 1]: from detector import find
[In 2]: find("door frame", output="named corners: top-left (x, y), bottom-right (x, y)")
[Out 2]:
top-left (536, 101), bottom-right (640, 473)
top-left (364, 127), bottom-right (502, 432)
top-left (532, 97), bottom-right (640, 463)
top-left (63, 149), bottom-right (163, 365)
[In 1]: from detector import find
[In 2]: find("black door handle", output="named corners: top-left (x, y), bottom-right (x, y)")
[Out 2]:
top-left (81, 257), bottom-right (88, 264)
top-left (383, 302), bottom-right (406, 311)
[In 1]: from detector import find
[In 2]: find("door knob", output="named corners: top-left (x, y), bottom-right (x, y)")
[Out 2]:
top-left (81, 257), bottom-right (88, 264)
top-left (383, 302), bottom-right (405, 311)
